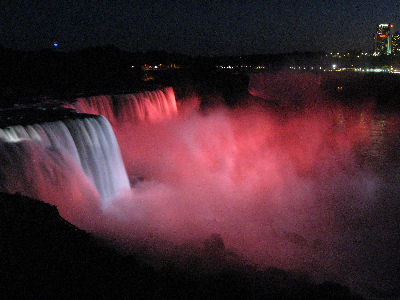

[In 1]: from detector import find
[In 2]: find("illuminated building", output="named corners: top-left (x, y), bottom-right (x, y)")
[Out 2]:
top-left (374, 24), bottom-right (393, 55)
top-left (392, 32), bottom-right (400, 54)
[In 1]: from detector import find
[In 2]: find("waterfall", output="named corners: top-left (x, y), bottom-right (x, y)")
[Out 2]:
top-left (66, 87), bottom-right (178, 125)
top-left (0, 115), bottom-right (130, 206)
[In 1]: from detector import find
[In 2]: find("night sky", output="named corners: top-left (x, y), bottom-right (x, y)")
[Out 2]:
top-left (1, 0), bottom-right (400, 56)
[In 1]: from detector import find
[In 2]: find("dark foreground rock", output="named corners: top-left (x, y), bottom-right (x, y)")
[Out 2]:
top-left (0, 192), bottom-right (363, 299)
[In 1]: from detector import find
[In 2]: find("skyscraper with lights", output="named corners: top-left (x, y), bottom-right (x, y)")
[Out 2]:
top-left (374, 24), bottom-right (393, 55)
top-left (392, 32), bottom-right (400, 54)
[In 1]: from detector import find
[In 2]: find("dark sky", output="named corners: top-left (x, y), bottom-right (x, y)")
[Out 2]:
top-left (1, 0), bottom-right (400, 56)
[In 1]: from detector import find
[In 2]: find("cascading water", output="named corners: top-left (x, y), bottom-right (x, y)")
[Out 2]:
top-left (0, 115), bottom-right (130, 207)
top-left (65, 87), bottom-right (181, 182)
top-left (1, 80), bottom-right (399, 299)
top-left (66, 87), bottom-right (178, 126)
top-left (117, 88), bottom-right (178, 122)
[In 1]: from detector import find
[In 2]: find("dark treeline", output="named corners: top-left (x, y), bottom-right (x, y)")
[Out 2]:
top-left (0, 44), bottom-right (326, 107)
top-left (3, 44), bottom-right (400, 110)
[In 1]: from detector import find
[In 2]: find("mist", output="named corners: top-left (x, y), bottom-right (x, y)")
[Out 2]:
top-left (1, 81), bottom-right (399, 298)
top-left (93, 98), bottom-right (398, 297)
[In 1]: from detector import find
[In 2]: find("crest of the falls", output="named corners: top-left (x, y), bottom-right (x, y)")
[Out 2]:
top-left (0, 115), bottom-right (130, 206)
top-left (65, 87), bottom-right (178, 125)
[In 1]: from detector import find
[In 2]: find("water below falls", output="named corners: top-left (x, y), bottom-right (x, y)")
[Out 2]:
top-left (0, 82), bottom-right (399, 298)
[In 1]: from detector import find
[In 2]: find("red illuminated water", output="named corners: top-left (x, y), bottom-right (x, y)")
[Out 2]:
top-left (1, 78), bottom-right (399, 298)
top-left (66, 87), bottom-right (178, 126)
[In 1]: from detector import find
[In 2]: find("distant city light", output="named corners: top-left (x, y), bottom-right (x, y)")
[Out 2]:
top-left (332, 64), bottom-right (337, 69)
top-left (53, 42), bottom-right (59, 47)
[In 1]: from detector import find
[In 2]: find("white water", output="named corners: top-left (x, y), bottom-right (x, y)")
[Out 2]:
top-left (1, 83), bottom-right (399, 298)
top-left (0, 116), bottom-right (130, 205)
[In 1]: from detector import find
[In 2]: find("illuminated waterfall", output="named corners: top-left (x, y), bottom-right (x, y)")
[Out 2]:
top-left (0, 116), bottom-right (130, 205)
top-left (66, 87), bottom-right (178, 125)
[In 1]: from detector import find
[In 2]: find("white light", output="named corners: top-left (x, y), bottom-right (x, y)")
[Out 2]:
top-left (332, 64), bottom-right (337, 69)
